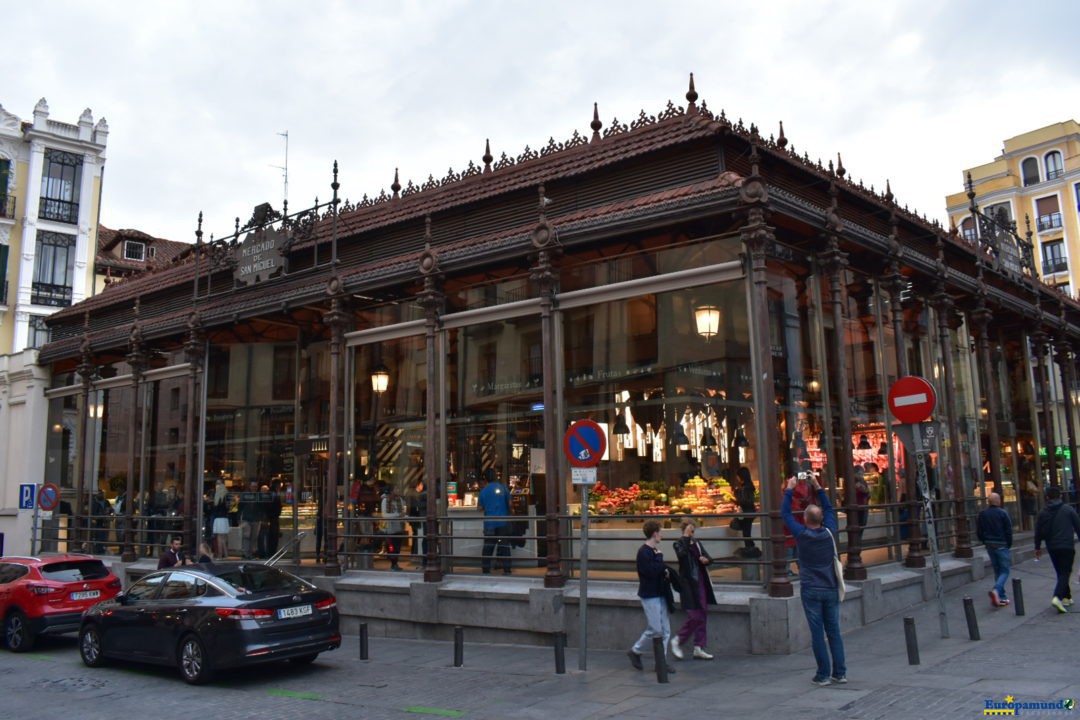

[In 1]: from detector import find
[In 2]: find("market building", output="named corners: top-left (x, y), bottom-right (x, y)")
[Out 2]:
top-left (19, 77), bottom-right (1080, 649)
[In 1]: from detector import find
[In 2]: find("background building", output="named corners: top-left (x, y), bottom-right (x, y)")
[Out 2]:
top-left (947, 121), bottom-right (1080, 297)
top-left (0, 99), bottom-right (108, 554)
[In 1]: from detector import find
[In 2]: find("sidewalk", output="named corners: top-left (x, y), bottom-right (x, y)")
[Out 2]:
top-left (332, 555), bottom-right (1078, 719)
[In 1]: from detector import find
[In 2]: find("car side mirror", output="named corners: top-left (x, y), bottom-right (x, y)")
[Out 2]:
top-left (116, 593), bottom-right (129, 605)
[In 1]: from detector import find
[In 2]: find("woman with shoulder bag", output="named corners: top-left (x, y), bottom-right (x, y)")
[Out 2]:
top-left (669, 520), bottom-right (717, 661)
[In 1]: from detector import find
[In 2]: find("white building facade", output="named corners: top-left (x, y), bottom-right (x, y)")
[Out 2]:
top-left (0, 99), bottom-right (108, 554)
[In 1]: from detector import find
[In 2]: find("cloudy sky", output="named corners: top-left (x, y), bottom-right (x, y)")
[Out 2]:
top-left (5, 1), bottom-right (1079, 244)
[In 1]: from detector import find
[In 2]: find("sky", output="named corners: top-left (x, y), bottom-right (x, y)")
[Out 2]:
top-left (4, 1), bottom-right (1080, 244)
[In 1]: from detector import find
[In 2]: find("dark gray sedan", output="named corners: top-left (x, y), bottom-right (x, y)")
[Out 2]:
top-left (79, 563), bottom-right (340, 684)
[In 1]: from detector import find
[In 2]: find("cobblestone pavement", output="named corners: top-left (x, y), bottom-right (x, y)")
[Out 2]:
top-left (2, 558), bottom-right (1078, 719)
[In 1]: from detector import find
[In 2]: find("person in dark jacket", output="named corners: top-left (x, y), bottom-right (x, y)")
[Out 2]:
top-left (670, 520), bottom-right (716, 661)
top-left (1034, 485), bottom-right (1080, 613)
top-left (627, 520), bottom-right (676, 674)
top-left (976, 492), bottom-right (1013, 607)
top-left (782, 473), bottom-right (847, 687)
top-left (734, 467), bottom-right (759, 555)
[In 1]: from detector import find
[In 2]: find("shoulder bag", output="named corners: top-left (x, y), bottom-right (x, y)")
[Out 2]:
top-left (828, 529), bottom-right (847, 602)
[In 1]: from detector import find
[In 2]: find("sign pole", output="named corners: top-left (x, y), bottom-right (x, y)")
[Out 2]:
top-left (912, 422), bottom-right (949, 639)
top-left (888, 376), bottom-right (947, 640)
top-left (563, 419), bottom-right (605, 673)
top-left (579, 483), bottom-right (589, 671)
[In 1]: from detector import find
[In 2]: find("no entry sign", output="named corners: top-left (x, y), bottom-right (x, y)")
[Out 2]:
top-left (888, 376), bottom-right (937, 425)
top-left (564, 419), bottom-right (607, 468)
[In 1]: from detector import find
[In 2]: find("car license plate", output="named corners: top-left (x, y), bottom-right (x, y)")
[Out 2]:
top-left (277, 604), bottom-right (312, 619)
top-left (71, 590), bottom-right (100, 601)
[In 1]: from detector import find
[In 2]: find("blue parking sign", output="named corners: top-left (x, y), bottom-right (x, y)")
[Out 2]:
top-left (19, 484), bottom-right (37, 510)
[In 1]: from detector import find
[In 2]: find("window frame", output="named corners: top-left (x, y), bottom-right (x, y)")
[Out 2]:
top-left (38, 149), bottom-right (83, 224)
top-left (1021, 156), bottom-right (1040, 186)
top-left (124, 240), bottom-right (146, 262)
top-left (1045, 150), bottom-right (1064, 181)
top-left (31, 230), bottom-right (76, 306)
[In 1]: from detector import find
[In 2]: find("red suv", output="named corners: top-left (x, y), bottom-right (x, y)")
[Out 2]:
top-left (0, 555), bottom-right (122, 652)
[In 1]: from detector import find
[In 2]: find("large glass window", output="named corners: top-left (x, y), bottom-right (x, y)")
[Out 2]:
top-left (32, 230), bottom-right (75, 306)
top-left (45, 394), bottom-right (79, 489)
top-left (39, 149), bottom-right (82, 224)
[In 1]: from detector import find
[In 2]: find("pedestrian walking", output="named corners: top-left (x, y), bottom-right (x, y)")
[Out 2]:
top-left (976, 492), bottom-right (1013, 607)
top-left (1034, 485), bottom-right (1080, 613)
top-left (670, 519), bottom-right (716, 661)
top-left (627, 520), bottom-right (677, 674)
top-left (781, 473), bottom-right (847, 687)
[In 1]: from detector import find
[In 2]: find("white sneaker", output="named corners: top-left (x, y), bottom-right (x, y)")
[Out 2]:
top-left (1052, 596), bottom-right (1068, 613)
top-left (669, 636), bottom-right (684, 660)
top-left (692, 646), bottom-right (714, 660)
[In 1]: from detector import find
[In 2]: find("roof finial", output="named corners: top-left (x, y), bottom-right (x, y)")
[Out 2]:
top-left (331, 160), bottom-right (340, 206)
top-left (686, 73), bottom-right (698, 114)
top-left (195, 211), bottom-right (203, 245)
top-left (884, 179), bottom-right (894, 204)
top-left (482, 139), bottom-right (493, 173)
top-left (590, 103), bottom-right (602, 142)
top-left (836, 153), bottom-right (846, 179)
top-left (391, 168), bottom-right (401, 198)
top-left (777, 121), bottom-right (787, 149)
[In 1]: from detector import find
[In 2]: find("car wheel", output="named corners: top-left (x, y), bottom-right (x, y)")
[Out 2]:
top-left (5, 610), bottom-right (35, 653)
top-left (289, 653), bottom-right (319, 665)
top-left (79, 625), bottom-right (107, 667)
top-left (178, 634), bottom-right (213, 685)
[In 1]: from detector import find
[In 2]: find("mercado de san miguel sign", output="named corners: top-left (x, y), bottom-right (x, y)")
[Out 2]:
top-left (234, 227), bottom-right (287, 286)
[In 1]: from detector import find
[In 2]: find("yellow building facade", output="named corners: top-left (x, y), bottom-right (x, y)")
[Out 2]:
top-left (946, 120), bottom-right (1080, 296)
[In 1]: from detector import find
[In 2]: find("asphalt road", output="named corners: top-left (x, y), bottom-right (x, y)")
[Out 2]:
top-left (2, 557), bottom-right (1079, 719)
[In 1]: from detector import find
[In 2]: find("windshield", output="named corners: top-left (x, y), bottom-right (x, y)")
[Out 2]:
top-left (41, 560), bottom-right (111, 581)
top-left (213, 565), bottom-right (313, 596)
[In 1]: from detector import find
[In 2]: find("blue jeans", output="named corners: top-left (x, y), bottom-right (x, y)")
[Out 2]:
top-left (632, 596), bottom-right (671, 657)
top-left (987, 546), bottom-right (1011, 600)
top-left (800, 585), bottom-right (846, 680)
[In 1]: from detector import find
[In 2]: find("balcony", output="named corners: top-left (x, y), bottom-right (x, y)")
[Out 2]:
top-left (1037, 212), bottom-right (1063, 232)
top-left (31, 282), bottom-right (73, 307)
top-left (38, 197), bottom-right (79, 224)
top-left (0, 194), bottom-right (14, 219)
top-left (1043, 256), bottom-right (1069, 275)
top-left (1047, 168), bottom-right (1064, 181)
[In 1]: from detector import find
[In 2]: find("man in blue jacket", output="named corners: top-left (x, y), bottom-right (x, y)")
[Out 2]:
top-left (782, 473), bottom-right (847, 687)
top-left (1034, 485), bottom-right (1080, 613)
top-left (976, 492), bottom-right (1013, 607)
top-left (627, 520), bottom-right (676, 674)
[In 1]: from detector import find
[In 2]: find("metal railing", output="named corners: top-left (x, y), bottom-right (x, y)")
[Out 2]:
top-left (1037, 212), bottom-right (1063, 232)
top-left (35, 491), bottom-right (1039, 586)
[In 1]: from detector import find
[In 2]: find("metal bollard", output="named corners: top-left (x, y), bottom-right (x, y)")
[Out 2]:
top-left (962, 597), bottom-right (980, 641)
top-left (1012, 578), bottom-right (1025, 616)
top-left (553, 632), bottom-right (566, 675)
top-left (453, 625), bottom-right (464, 667)
top-left (903, 616), bottom-right (920, 665)
top-left (359, 622), bottom-right (369, 660)
top-left (651, 636), bottom-right (669, 683)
